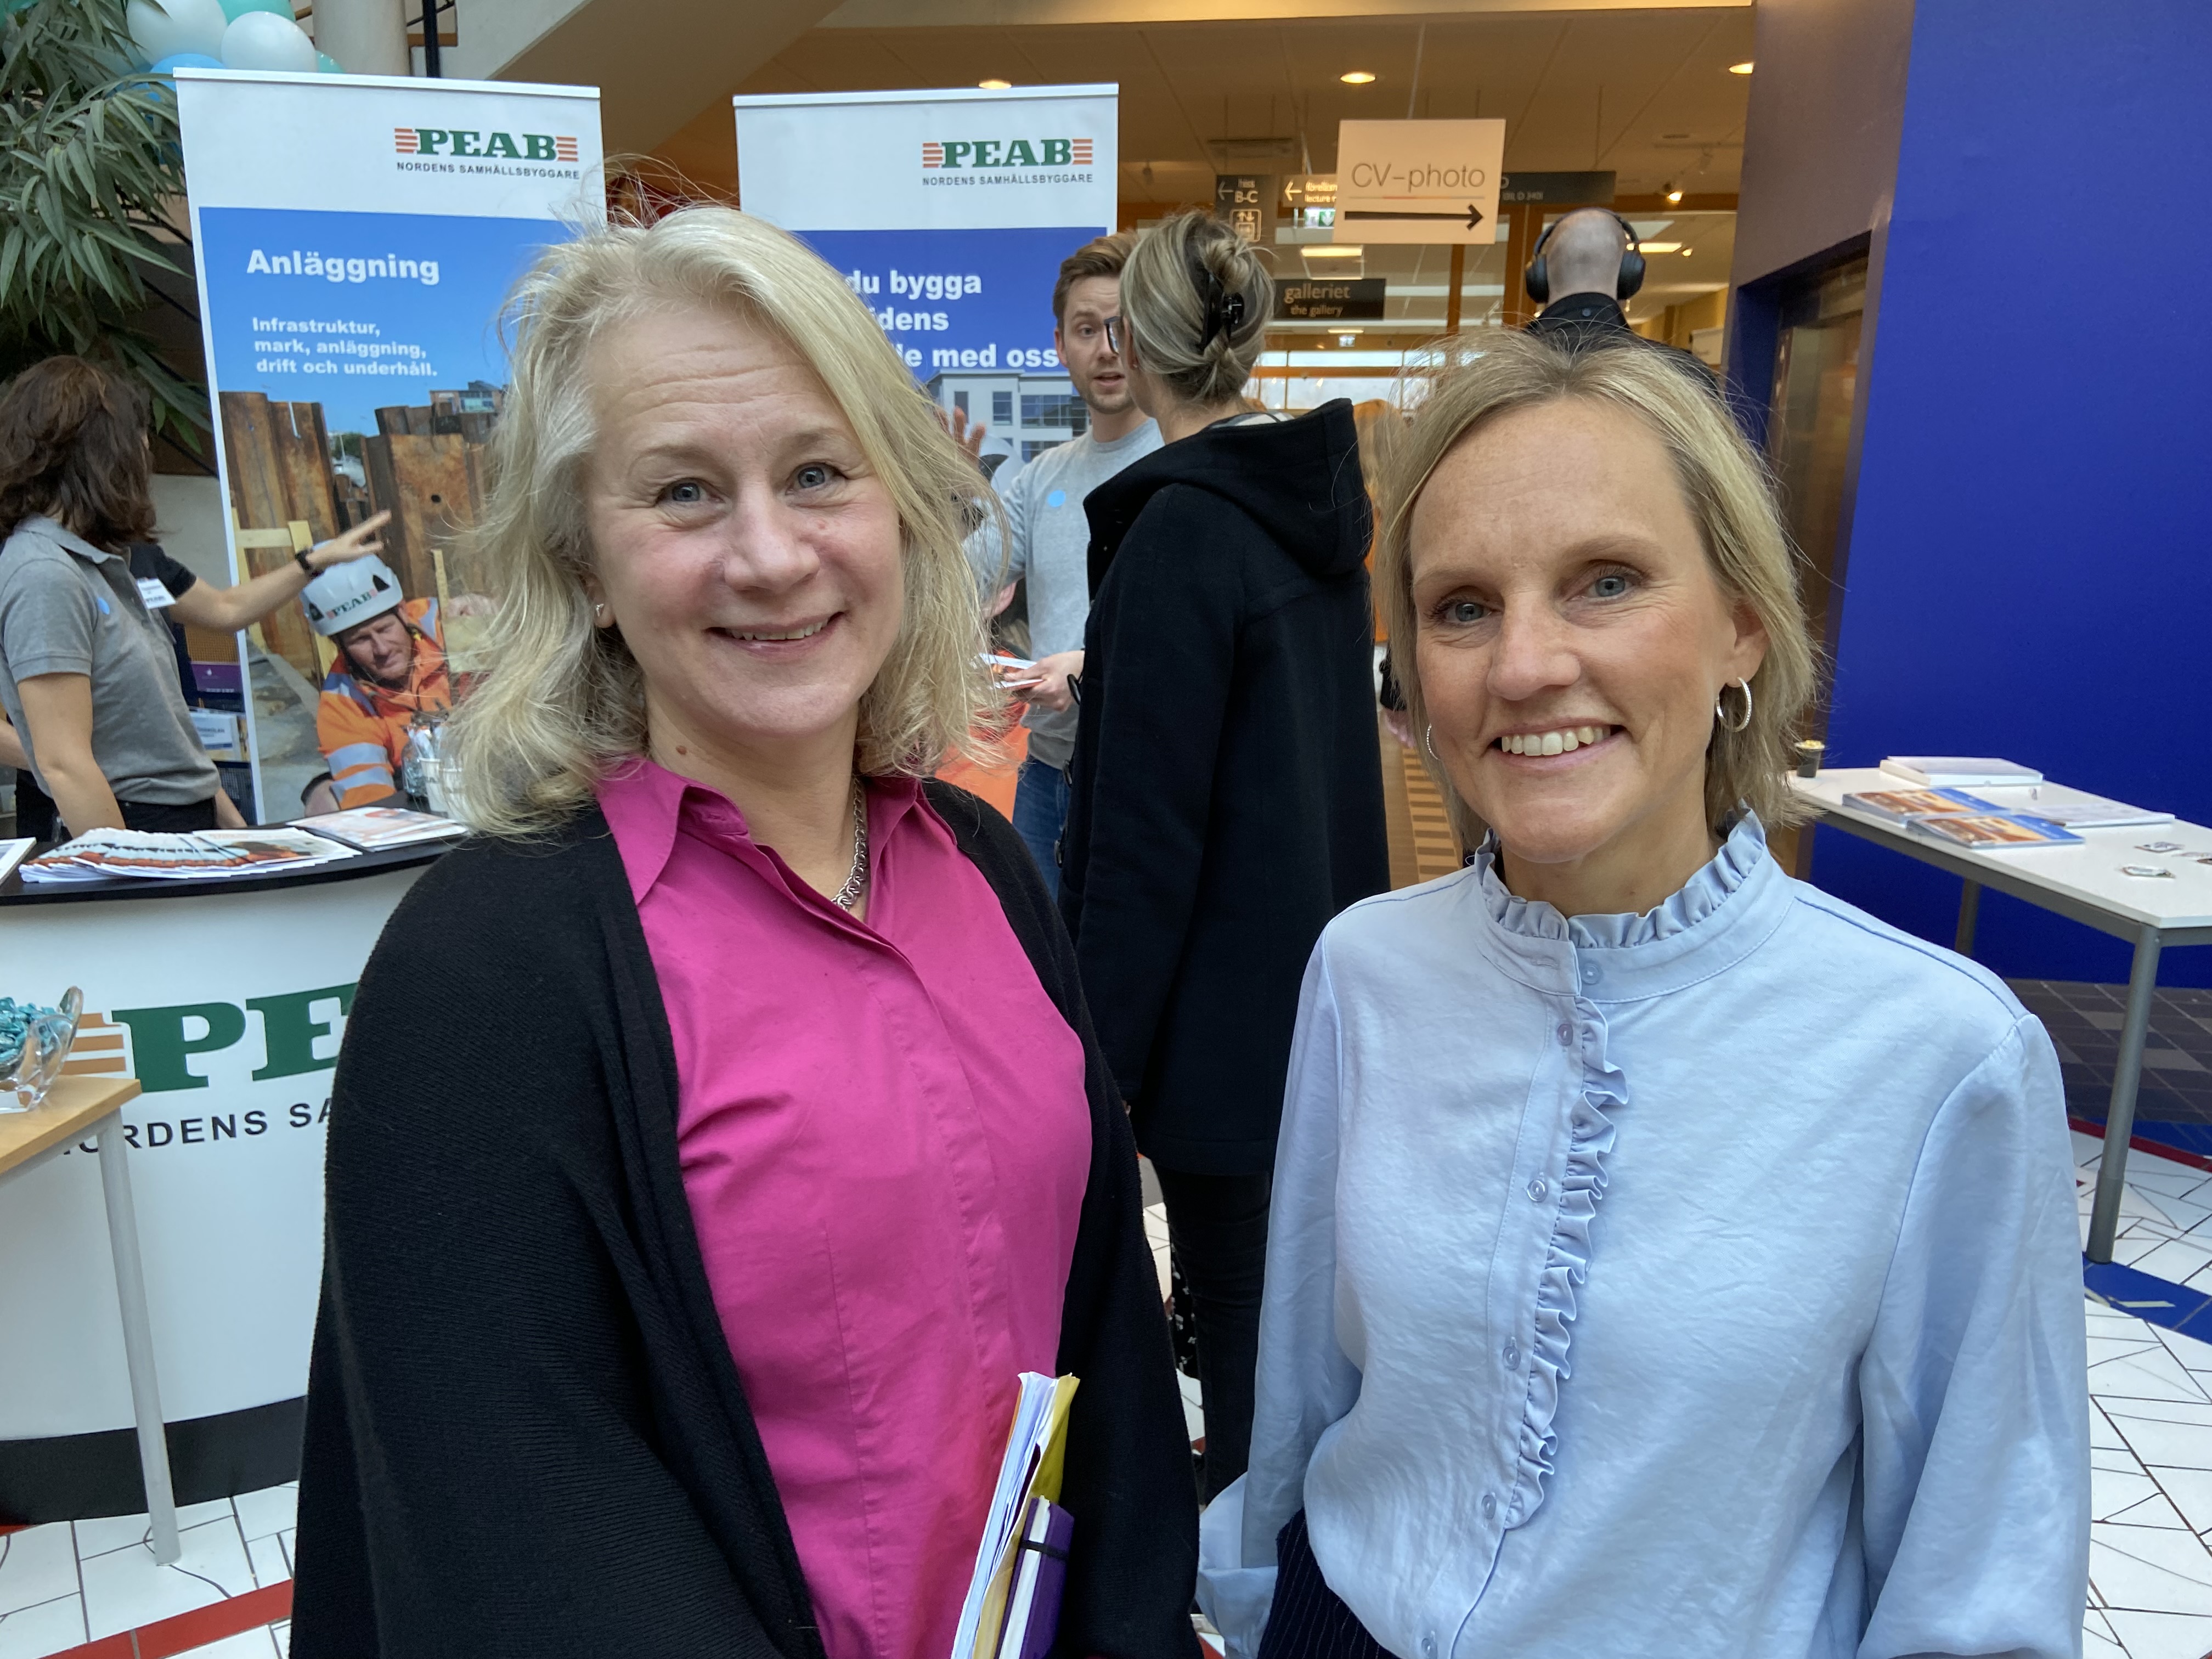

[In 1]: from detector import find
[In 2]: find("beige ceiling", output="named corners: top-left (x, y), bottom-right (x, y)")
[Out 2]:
top-left (652, 5), bottom-right (1754, 207)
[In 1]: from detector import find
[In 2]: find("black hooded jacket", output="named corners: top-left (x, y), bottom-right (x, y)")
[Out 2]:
top-left (1059, 399), bottom-right (1390, 1176)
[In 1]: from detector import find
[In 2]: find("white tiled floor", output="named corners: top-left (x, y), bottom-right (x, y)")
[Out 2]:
top-left (0, 1484), bottom-right (292, 1658)
top-left (2077, 1133), bottom-right (2212, 1658)
top-left (2081, 1128), bottom-right (2212, 1285)
top-left (5, 1154), bottom-right (2208, 1658)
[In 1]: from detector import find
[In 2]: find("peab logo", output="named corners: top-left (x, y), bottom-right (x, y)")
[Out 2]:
top-left (393, 126), bottom-right (580, 162)
top-left (922, 137), bottom-right (1093, 170)
top-left (69, 984), bottom-right (356, 1095)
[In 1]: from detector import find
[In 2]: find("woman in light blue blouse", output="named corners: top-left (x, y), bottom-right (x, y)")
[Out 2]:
top-left (1198, 332), bottom-right (2089, 1659)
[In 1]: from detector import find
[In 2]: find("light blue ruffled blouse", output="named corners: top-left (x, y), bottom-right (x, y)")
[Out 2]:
top-left (1199, 815), bottom-right (2090, 1659)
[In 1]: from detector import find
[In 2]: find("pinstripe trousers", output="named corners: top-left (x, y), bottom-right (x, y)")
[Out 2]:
top-left (1255, 1509), bottom-right (1398, 1659)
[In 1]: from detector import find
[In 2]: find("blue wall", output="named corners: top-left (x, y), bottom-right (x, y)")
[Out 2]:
top-left (1811, 0), bottom-right (2212, 985)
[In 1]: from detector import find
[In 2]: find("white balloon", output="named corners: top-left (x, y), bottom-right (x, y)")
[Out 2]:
top-left (219, 10), bottom-right (319, 72)
top-left (127, 0), bottom-right (228, 62)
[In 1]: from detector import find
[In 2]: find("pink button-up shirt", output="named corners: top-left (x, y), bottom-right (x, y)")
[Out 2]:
top-left (599, 760), bottom-right (1092, 1659)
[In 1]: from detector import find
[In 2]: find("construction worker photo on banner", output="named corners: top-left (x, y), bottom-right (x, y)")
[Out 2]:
top-left (298, 554), bottom-right (469, 811)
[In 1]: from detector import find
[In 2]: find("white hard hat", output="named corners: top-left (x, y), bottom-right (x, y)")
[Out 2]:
top-left (301, 554), bottom-right (405, 637)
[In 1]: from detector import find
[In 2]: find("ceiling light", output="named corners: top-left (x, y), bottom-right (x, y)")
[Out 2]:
top-left (1338, 332), bottom-right (1359, 346)
top-left (1303, 244), bottom-right (1364, 258)
top-left (978, 78), bottom-right (1012, 89)
top-left (1340, 70), bottom-right (1376, 84)
top-left (1728, 61), bottom-right (1754, 75)
top-left (1664, 184), bottom-right (1684, 204)
top-left (1680, 247), bottom-right (1695, 257)
top-left (1639, 241), bottom-right (1682, 255)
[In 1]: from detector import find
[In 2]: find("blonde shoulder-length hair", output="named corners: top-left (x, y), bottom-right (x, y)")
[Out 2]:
top-left (1374, 330), bottom-right (1820, 844)
top-left (447, 206), bottom-right (998, 838)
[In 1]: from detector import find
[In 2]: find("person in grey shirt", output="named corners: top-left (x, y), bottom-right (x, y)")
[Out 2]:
top-left (961, 233), bottom-right (1161, 896)
top-left (0, 357), bottom-right (387, 838)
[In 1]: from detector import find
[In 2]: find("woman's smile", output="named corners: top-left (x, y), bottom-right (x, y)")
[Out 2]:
top-left (1492, 722), bottom-right (1622, 760)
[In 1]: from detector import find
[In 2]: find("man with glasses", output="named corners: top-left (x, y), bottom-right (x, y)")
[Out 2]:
top-left (959, 232), bottom-right (1160, 896)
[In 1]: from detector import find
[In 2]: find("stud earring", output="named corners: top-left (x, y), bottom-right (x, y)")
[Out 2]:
top-left (594, 603), bottom-right (608, 623)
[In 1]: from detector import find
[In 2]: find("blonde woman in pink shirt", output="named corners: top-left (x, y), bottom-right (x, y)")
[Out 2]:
top-left (290, 208), bottom-right (1201, 1659)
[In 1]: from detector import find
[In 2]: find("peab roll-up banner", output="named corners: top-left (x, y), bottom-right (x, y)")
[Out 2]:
top-left (175, 71), bottom-right (602, 822)
top-left (732, 84), bottom-right (1117, 384)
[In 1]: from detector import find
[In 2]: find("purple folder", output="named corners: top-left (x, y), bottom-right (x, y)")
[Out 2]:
top-left (997, 1495), bottom-right (1074, 1659)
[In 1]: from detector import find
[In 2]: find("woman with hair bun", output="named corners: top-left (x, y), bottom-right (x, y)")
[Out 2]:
top-left (1059, 208), bottom-right (1390, 1500)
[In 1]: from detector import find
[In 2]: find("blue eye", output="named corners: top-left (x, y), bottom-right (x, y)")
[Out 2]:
top-left (1590, 572), bottom-right (1633, 599)
top-left (663, 481), bottom-right (706, 506)
top-left (794, 463), bottom-right (837, 490)
top-left (1446, 599), bottom-right (1488, 624)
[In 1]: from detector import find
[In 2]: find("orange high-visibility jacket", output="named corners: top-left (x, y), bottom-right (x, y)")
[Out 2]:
top-left (315, 598), bottom-right (453, 807)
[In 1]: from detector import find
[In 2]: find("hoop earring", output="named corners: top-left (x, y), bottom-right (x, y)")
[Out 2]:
top-left (1715, 678), bottom-right (1753, 732)
top-left (1423, 724), bottom-right (1439, 761)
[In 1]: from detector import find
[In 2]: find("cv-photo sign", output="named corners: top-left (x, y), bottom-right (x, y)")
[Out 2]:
top-left (733, 84), bottom-right (1118, 379)
top-left (174, 69), bottom-right (602, 823)
top-left (1334, 119), bottom-right (1507, 244)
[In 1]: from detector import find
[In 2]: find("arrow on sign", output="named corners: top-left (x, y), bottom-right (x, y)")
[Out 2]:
top-left (1343, 205), bottom-right (1489, 229)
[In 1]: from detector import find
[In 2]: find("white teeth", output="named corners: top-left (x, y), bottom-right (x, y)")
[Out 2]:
top-left (1499, 724), bottom-right (1612, 755)
top-left (731, 620), bottom-right (827, 642)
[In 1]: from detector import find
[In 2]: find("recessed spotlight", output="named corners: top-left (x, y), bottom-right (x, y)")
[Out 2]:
top-left (1680, 246), bottom-right (1695, 257)
top-left (1340, 70), bottom-right (1376, 84)
top-left (1728, 61), bottom-right (1753, 75)
top-left (978, 78), bottom-right (1012, 89)
top-left (1664, 184), bottom-right (1684, 204)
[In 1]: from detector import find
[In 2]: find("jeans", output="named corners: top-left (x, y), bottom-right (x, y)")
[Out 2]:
top-left (1011, 755), bottom-right (1070, 901)
top-left (1152, 1163), bottom-right (1272, 1500)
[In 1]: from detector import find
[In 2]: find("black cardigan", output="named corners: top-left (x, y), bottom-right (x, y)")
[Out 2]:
top-left (1060, 403), bottom-right (1391, 1176)
top-left (290, 782), bottom-right (1200, 1659)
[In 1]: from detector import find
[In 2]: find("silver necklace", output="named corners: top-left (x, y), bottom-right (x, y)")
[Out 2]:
top-left (830, 781), bottom-right (869, 911)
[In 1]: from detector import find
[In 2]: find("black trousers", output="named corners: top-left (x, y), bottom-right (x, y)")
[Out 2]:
top-left (119, 796), bottom-right (219, 833)
top-left (1150, 1163), bottom-right (1271, 1500)
top-left (7, 772), bottom-right (214, 840)
top-left (1257, 1509), bottom-right (1395, 1659)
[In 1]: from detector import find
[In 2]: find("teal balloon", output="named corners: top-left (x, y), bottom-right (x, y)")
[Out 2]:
top-left (218, 0), bottom-right (291, 19)
top-left (150, 50), bottom-right (225, 71)
top-left (316, 49), bottom-right (342, 72)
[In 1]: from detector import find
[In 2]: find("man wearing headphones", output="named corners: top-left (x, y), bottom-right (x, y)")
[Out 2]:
top-left (1522, 206), bottom-right (1708, 380)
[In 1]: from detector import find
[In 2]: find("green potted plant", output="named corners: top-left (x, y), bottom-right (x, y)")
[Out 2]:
top-left (0, 0), bottom-right (208, 446)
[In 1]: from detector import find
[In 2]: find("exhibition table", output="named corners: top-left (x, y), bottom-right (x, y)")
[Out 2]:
top-left (1790, 770), bottom-right (2212, 1263)
top-left (0, 844), bottom-right (440, 1523)
top-left (0, 1076), bottom-right (177, 1560)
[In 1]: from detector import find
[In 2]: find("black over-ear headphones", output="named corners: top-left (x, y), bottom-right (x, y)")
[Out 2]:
top-left (1523, 210), bottom-right (1646, 306)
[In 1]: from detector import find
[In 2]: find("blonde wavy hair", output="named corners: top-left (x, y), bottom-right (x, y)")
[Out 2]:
top-left (1374, 331), bottom-right (1819, 843)
top-left (1118, 210), bottom-right (1273, 406)
top-left (446, 207), bottom-right (998, 838)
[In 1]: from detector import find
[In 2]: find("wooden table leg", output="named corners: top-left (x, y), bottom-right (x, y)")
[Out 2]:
top-left (95, 1115), bottom-right (179, 1564)
top-left (2087, 928), bottom-right (2166, 1265)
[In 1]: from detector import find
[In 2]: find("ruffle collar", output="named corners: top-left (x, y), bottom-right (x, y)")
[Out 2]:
top-left (1466, 813), bottom-right (1787, 1002)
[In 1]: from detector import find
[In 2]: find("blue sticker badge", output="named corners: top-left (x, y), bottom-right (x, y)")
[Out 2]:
top-left (1047, 489), bottom-right (1067, 509)
top-left (97, 595), bottom-right (111, 615)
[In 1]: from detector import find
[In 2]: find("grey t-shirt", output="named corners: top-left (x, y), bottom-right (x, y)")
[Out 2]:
top-left (0, 514), bottom-right (217, 809)
top-left (967, 420), bottom-right (1162, 769)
